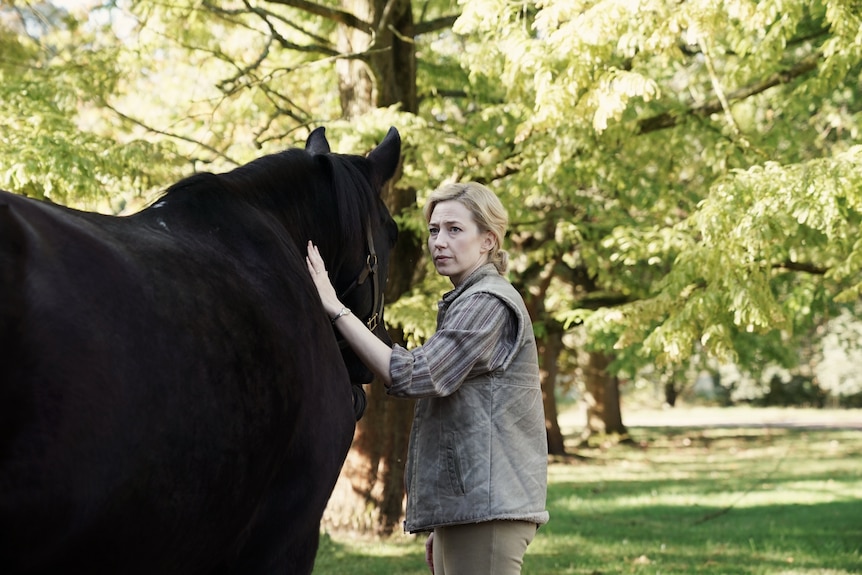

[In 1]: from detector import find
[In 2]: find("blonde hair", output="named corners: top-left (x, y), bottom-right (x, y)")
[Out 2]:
top-left (423, 182), bottom-right (509, 273)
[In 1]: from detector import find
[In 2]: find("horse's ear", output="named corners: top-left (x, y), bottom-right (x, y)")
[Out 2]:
top-left (367, 127), bottom-right (401, 186)
top-left (305, 127), bottom-right (331, 155)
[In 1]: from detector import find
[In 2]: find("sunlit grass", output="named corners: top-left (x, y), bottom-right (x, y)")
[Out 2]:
top-left (313, 411), bottom-right (862, 575)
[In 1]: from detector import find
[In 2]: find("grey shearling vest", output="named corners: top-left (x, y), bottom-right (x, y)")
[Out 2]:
top-left (403, 268), bottom-right (550, 533)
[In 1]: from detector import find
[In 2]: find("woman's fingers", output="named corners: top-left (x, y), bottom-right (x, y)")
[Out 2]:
top-left (306, 241), bottom-right (343, 316)
top-left (307, 241), bottom-right (325, 274)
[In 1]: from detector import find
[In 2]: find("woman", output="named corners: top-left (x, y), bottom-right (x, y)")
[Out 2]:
top-left (307, 182), bottom-right (549, 575)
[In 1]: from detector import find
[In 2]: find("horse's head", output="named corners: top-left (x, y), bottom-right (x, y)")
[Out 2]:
top-left (305, 127), bottom-right (400, 388)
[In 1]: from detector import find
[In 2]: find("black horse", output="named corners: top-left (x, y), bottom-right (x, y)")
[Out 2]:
top-left (0, 127), bottom-right (400, 574)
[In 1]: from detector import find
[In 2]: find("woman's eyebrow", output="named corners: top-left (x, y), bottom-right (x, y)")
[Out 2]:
top-left (429, 218), bottom-right (464, 226)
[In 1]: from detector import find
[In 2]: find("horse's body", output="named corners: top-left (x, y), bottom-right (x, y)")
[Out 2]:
top-left (0, 127), bottom-right (400, 574)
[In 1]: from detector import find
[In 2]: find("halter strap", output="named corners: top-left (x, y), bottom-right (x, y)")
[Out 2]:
top-left (337, 225), bottom-right (383, 332)
top-left (335, 223), bottom-right (383, 422)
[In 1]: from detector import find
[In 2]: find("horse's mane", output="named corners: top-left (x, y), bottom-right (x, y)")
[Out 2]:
top-left (160, 148), bottom-right (379, 245)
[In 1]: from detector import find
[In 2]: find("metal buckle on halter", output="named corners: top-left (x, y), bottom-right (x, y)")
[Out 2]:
top-left (366, 312), bottom-right (379, 331)
top-left (337, 224), bottom-right (382, 333)
top-left (366, 253), bottom-right (378, 275)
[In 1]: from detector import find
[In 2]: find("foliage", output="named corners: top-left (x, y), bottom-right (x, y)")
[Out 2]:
top-left (453, 0), bottom-right (862, 385)
top-left (0, 1), bottom-right (181, 210)
top-left (4, 0), bottom-right (862, 539)
top-left (12, 0), bottom-right (861, 385)
top-left (618, 148), bottom-right (862, 364)
top-left (4, 0), bottom-right (862, 383)
top-left (117, 0), bottom-right (345, 165)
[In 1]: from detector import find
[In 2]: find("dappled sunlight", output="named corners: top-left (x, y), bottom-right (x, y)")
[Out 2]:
top-left (317, 420), bottom-right (862, 574)
top-left (314, 532), bottom-right (428, 575)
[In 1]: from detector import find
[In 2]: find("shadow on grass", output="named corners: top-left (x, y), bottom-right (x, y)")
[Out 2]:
top-left (314, 427), bottom-right (862, 575)
top-left (529, 498), bottom-right (862, 575)
top-left (532, 427), bottom-right (862, 574)
top-left (313, 532), bottom-right (427, 575)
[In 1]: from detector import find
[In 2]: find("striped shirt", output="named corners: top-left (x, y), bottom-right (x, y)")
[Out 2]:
top-left (387, 286), bottom-right (518, 399)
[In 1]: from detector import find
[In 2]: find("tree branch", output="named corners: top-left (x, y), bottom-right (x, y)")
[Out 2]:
top-left (415, 15), bottom-right (459, 36)
top-left (698, 36), bottom-right (743, 138)
top-left (419, 88), bottom-right (467, 101)
top-left (773, 261), bottom-right (828, 275)
top-left (262, 0), bottom-right (373, 33)
top-left (577, 294), bottom-right (632, 310)
top-left (638, 53), bottom-right (820, 134)
top-left (200, 0), bottom-right (339, 55)
top-left (373, 0), bottom-right (400, 45)
top-left (101, 102), bottom-right (240, 166)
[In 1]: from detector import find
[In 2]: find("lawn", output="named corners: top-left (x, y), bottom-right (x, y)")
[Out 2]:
top-left (313, 407), bottom-right (862, 574)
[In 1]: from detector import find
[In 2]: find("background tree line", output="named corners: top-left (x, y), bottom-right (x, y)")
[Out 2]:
top-left (2, 0), bottom-right (861, 535)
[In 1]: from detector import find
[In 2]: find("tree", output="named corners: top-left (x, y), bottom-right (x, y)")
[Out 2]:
top-left (7, 0), bottom-right (861, 539)
top-left (0, 1), bottom-right (181, 209)
top-left (453, 0), bottom-right (862, 431)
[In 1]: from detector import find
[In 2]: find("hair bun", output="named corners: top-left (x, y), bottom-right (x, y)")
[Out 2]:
top-left (493, 249), bottom-right (509, 274)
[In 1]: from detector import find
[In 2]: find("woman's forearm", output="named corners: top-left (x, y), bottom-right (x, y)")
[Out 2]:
top-left (306, 240), bottom-right (393, 387)
top-left (331, 310), bottom-right (393, 387)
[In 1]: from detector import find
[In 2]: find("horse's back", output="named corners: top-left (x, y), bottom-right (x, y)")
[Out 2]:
top-left (0, 189), bottom-right (355, 574)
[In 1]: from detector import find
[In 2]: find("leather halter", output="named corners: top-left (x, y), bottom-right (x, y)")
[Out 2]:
top-left (335, 224), bottom-right (383, 422)
top-left (337, 225), bottom-right (384, 334)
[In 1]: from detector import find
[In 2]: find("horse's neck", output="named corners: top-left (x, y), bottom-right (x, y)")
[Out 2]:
top-left (141, 174), bottom-right (352, 271)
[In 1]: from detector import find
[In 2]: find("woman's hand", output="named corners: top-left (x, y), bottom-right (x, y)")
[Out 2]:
top-left (306, 240), bottom-right (394, 387)
top-left (306, 241), bottom-right (343, 318)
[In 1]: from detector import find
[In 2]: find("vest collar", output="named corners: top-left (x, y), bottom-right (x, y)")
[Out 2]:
top-left (441, 263), bottom-right (500, 304)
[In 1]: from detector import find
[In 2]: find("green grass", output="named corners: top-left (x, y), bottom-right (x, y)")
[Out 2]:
top-left (313, 414), bottom-right (862, 574)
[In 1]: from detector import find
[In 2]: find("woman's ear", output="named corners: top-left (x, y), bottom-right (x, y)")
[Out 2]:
top-left (481, 231), bottom-right (495, 253)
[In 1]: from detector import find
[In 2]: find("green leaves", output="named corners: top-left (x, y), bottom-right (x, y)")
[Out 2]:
top-left (449, 0), bottom-right (862, 377)
top-left (604, 146), bottom-right (862, 365)
top-left (0, 2), bottom-right (183, 208)
top-left (4, 0), bottom-right (861, 382)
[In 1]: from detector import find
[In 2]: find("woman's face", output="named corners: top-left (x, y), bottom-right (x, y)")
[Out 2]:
top-left (428, 200), bottom-right (494, 286)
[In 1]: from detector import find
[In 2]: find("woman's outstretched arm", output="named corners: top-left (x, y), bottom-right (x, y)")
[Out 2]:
top-left (306, 241), bottom-right (393, 387)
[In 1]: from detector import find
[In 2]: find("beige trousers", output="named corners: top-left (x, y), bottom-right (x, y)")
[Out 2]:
top-left (432, 520), bottom-right (538, 575)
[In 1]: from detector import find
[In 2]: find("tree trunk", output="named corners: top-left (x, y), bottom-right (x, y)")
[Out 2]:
top-left (538, 328), bottom-right (566, 456)
top-left (603, 373), bottom-right (626, 434)
top-left (322, 0), bottom-right (421, 537)
top-left (664, 381), bottom-right (678, 406)
top-left (580, 351), bottom-right (627, 441)
top-left (322, 365), bottom-right (414, 535)
top-left (516, 256), bottom-right (567, 458)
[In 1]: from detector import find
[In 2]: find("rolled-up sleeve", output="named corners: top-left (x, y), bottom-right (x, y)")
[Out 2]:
top-left (387, 293), bottom-right (516, 398)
